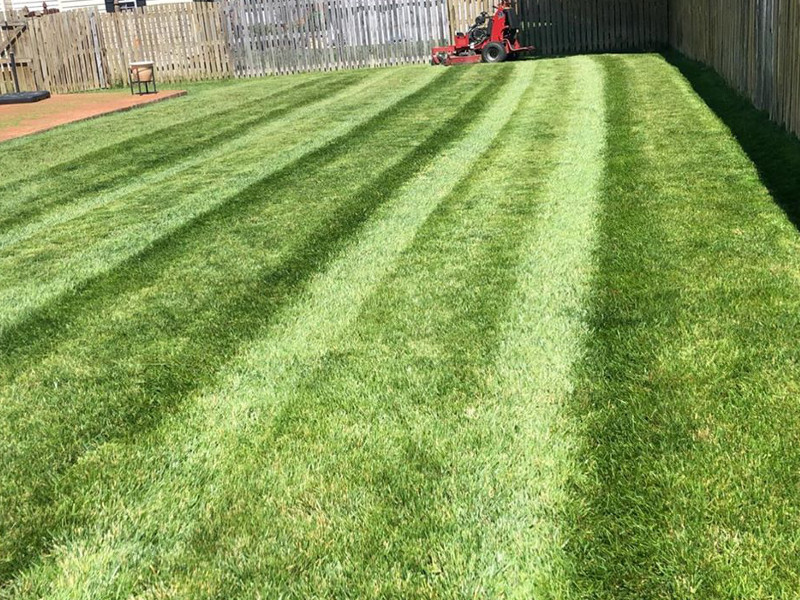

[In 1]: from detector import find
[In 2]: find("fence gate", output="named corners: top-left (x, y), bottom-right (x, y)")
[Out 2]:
top-left (23, 10), bottom-right (111, 93)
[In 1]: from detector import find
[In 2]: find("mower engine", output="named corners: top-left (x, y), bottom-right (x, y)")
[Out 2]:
top-left (431, 0), bottom-right (532, 66)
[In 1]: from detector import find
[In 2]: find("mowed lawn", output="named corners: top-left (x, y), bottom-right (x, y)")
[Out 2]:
top-left (3, 53), bottom-right (800, 598)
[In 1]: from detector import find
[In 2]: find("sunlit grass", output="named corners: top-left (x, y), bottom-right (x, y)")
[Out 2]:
top-left (4, 52), bottom-right (800, 599)
top-left (569, 54), bottom-right (800, 599)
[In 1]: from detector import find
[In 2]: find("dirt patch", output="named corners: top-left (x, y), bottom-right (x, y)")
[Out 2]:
top-left (0, 90), bottom-right (186, 142)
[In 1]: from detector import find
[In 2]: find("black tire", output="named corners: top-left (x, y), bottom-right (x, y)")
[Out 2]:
top-left (481, 42), bottom-right (507, 63)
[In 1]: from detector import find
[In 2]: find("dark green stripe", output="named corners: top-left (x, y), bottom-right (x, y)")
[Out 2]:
top-left (566, 55), bottom-right (677, 599)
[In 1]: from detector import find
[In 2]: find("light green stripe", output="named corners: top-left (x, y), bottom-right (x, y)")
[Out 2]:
top-left (210, 63), bottom-right (536, 414)
top-left (0, 73), bottom-right (333, 197)
top-left (0, 74), bottom-right (323, 183)
top-left (481, 55), bottom-right (606, 597)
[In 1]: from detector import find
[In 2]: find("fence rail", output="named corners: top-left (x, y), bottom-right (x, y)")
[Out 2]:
top-left (670, 0), bottom-right (800, 140)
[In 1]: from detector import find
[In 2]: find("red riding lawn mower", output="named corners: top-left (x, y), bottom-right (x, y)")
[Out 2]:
top-left (431, 0), bottom-right (532, 66)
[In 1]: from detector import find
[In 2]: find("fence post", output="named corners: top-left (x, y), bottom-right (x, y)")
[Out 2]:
top-left (9, 47), bottom-right (19, 92)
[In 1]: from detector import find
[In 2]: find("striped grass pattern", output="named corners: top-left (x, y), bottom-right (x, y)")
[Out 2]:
top-left (4, 54), bottom-right (800, 598)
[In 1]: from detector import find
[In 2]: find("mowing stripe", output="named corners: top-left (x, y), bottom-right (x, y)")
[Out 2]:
top-left (188, 64), bottom-right (537, 415)
top-left (570, 54), bottom-right (800, 598)
top-left (0, 66), bottom-right (502, 584)
top-left (0, 62), bottom-right (563, 599)
top-left (467, 54), bottom-right (606, 597)
top-left (7, 52), bottom-right (800, 600)
top-left (566, 56), bottom-right (701, 598)
top-left (0, 68), bottom-right (470, 358)
top-left (202, 59), bottom-right (585, 598)
top-left (0, 72), bottom-right (334, 203)
top-left (0, 68), bottom-right (441, 337)
top-left (154, 61), bottom-right (575, 597)
top-left (290, 59), bottom-right (590, 598)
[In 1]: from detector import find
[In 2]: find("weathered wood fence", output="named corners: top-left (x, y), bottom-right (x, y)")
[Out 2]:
top-left (224, 0), bottom-right (450, 76)
top-left (2, 0), bottom-right (668, 92)
top-left (3, 3), bottom-right (231, 92)
top-left (1, 21), bottom-right (35, 92)
top-left (670, 0), bottom-right (800, 140)
top-left (98, 3), bottom-right (232, 82)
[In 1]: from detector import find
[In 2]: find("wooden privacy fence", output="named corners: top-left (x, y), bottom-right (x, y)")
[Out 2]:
top-left (224, 0), bottom-right (667, 77)
top-left (4, 0), bottom-right (669, 92)
top-left (451, 0), bottom-right (667, 55)
top-left (670, 0), bottom-right (800, 140)
top-left (524, 0), bottom-right (667, 54)
top-left (97, 2), bottom-right (232, 83)
top-left (19, 11), bottom-right (112, 92)
top-left (10, 3), bottom-right (231, 92)
top-left (223, 0), bottom-right (450, 76)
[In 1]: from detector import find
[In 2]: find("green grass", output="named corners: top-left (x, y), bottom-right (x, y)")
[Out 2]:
top-left (569, 55), bottom-right (800, 598)
top-left (3, 54), bottom-right (800, 598)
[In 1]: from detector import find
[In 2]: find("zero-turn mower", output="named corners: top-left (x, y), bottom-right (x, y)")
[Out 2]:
top-left (431, 0), bottom-right (532, 66)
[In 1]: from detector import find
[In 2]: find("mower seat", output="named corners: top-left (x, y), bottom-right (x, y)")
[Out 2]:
top-left (469, 26), bottom-right (488, 45)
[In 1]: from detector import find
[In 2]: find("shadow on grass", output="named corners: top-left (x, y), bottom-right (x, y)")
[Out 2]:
top-left (664, 50), bottom-right (800, 228)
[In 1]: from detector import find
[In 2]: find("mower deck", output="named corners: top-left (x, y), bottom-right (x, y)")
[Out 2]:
top-left (444, 54), bottom-right (483, 66)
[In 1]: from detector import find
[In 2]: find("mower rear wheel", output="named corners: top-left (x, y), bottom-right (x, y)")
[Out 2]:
top-left (481, 42), bottom-right (507, 63)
